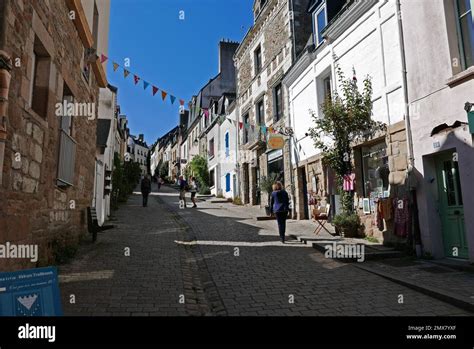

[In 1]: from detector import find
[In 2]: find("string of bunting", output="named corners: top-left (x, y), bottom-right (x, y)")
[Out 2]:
top-left (100, 54), bottom-right (185, 108)
top-left (100, 54), bottom-right (279, 135)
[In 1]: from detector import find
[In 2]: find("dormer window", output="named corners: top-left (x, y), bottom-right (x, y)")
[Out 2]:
top-left (314, 4), bottom-right (327, 45)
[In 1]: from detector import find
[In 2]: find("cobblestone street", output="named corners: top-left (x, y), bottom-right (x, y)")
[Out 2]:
top-left (59, 185), bottom-right (471, 316)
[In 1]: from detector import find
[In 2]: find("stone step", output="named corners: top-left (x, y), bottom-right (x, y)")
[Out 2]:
top-left (311, 241), bottom-right (403, 262)
top-left (210, 199), bottom-right (232, 203)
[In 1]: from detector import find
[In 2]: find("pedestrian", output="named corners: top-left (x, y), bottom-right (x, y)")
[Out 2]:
top-left (178, 175), bottom-right (188, 208)
top-left (157, 177), bottom-right (163, 191)
top-left (141, 175), bottom-right (152, 207)
top-left (189, 176), bottom-right (198, 208)
top-left (270, 181), bottom-right (290, 243)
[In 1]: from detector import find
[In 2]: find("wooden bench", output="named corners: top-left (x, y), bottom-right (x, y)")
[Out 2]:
top-left (87, 207), bottom-right (114, 242)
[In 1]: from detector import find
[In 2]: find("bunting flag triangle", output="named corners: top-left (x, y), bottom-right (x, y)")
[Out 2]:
top-left (134, 75), bottom-right (140, 85)
top-left (161, 90), bottom-right (168, 101)
top-left (113, 62), bottom-right (119, 71)
top-left (143, 81), bottom-right (149, 90)
top-left (100, 54), bottom-right (108, 63)
top-left (124, 69), bottom-right (130, 78)
top-left (239, 122), bottom-right (243, 129)
top-left (179, 99), bottom-right (185, 106)
top-left (170, 95), bottom-right (176, 104)
top-left (152, 86), bottom-right (159, 96)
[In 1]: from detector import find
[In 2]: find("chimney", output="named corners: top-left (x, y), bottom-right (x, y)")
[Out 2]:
top-left (139, 134), bottom-right (144, 141)
top-left (218, 40), bottom-right (239, 79)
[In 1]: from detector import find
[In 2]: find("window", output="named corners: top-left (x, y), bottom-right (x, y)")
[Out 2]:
top-left (209, 138), bottom-right (215, 158)
top-left (314, 5), bottom-right (327, 45)
top-left (256, 98), bottom-right (264, 125)
top-left (454, 0), bottom-right (474, 69)
top-left (225, 132), bottom-right (230, 158)
top-left (273, 83), bottom-right (283, 122)
top-left (323, 76), bottom-right (332, 102)
top-left (30, 36), bottom-right (51, 118)
top-left (209, 169), bottom-right (215, 188)
top-left (57, 82), bottom-right (77, 187)
top-left (361, 142), bottom-right (390, 198)
top-left (243, 113), bottom-right (250, 144)
top-left (61, 84), bottom-right (74, 137)
top-left (254, 45), bottom-right (262, 75)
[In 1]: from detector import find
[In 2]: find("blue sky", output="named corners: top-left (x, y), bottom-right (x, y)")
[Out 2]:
top-left (107, 0), bottom-right (254, 146)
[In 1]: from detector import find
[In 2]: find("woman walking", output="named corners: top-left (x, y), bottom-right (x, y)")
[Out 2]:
top-left (189, 176), bottom-right (198, 208)
top-left (270, 181), bottom-right (290, 243)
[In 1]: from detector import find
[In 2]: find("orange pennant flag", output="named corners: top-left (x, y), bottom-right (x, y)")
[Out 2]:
top-left (124, 69), bottom-right (130, 78)
top-left (161, 91), bottom-right (167, 101)
top-left (113, 62), bottom-right (119, 71)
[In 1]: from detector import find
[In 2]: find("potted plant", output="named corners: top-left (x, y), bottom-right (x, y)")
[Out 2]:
top-left (259, 173), bottom-right (278, 216)
top-left (332, 213), bottom-right (362, 238)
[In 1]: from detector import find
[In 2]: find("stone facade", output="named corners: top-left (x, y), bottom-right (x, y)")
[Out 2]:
top-left (0, 0), bottom-right (109, 271)
top-left (235, 0), bottom-right (311, 208)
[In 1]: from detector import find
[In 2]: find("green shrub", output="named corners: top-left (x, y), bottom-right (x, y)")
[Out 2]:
top-left (198, 184), bottom-right (211, 195)
top-left (332, 213), bottom-right (362, 238)
top-left (233, 196), bottom-right (243, 205)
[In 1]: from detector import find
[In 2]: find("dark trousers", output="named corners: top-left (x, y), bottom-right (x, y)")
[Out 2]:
top-left (275, 211), bottom-right (287, 240)
top-left (142, 193), bottom-right (149, 207)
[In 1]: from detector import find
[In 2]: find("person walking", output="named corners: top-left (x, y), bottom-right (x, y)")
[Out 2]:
top-left (189, 176), bottom-right (198, 208)
top-left (157, 177), bottom-right (163, 191)
top-left (270, 181), bottom-right (290, 243)
top-left (178, 175), bottom-right (188, 208)
top-left (140, 175), bottom-right (152, 207)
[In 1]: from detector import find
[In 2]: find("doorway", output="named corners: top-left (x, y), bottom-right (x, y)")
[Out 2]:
top-left (435, 151), bottom-right (468, 259)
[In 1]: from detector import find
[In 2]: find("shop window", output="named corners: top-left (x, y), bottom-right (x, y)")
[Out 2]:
top-left (361, 142), bottom-right (390, 198)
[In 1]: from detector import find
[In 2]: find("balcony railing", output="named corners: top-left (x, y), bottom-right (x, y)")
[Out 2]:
top-left (241, 127), bottom-right (266, 150)
top-left (57, 130), bottom-right (77, 186)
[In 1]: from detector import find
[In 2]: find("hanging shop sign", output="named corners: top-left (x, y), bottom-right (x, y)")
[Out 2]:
top-left (267, 134), bottom-right (285, 150)
top-left (468, 111), bottom-right (474, 134)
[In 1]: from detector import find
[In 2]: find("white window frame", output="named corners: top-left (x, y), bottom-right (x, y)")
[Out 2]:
top-left (313, 4), bottom-right (328, 46)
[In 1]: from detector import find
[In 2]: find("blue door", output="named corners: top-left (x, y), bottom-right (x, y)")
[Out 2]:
top-left (225, 173), bottom-right (231, 192)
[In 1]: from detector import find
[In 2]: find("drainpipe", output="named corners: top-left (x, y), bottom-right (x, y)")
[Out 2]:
top-left (0, 0), bottom-right (12, 186)
top-left (396, 0), bottom-right (422, 257)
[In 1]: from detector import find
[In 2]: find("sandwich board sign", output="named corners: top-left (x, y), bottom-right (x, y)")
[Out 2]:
top-left (0, 267), bottom-right (63, 316)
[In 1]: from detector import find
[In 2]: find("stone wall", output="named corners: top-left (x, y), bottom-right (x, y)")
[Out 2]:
top-left (0, 0), bottom-right (100, 271)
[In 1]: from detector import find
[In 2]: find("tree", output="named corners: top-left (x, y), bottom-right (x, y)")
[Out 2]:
top-left (189, 155), bottom-right (209, 188)
top-left (308, 61), bottom-right (385, 213)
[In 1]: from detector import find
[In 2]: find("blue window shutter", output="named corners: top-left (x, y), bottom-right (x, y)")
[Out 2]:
top-left (225, 132), bottom-right (229, 157)
top-left (226, 173), bottom-right (231, 192)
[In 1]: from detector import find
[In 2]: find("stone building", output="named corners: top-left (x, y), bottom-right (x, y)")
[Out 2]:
top-left (234, 0), bottom-right (313, 209)
top-left (0, 0), bottom-right (110, 271)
